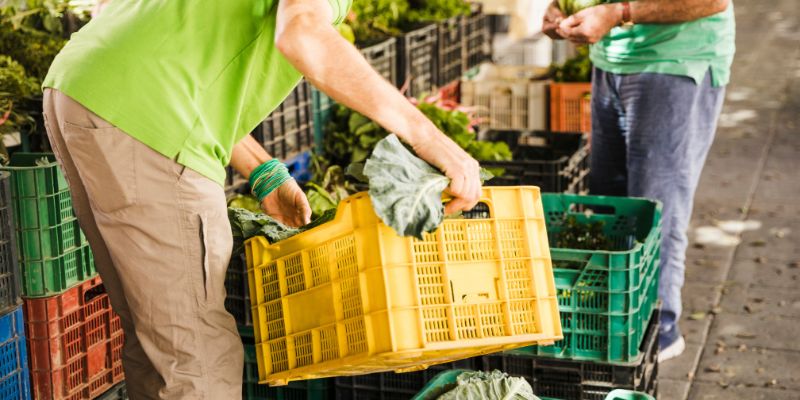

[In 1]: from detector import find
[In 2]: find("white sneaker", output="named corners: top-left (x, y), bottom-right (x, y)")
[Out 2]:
top-left (658, 334), bottom-right (686, 363)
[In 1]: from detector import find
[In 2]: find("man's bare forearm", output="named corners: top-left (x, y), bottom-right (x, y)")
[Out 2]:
top-left (630, 0), bottom-right (730, 24)
top-left (275, 0), bottom-right (437, 149)
top-left (230, 135), bottom-right (271, 179)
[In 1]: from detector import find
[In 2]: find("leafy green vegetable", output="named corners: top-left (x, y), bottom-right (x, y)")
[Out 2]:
top-left (322, 101), bottom-right (512, 173)
top-left (349, 0), bottom-right (470, 44)
top-left (549, 45), bottom-right (592, 83)
top-left (0, 20), bottom-right (66, 81)
top-left (337, 22), bottom-right (355, 43)
top-left (436, 370), bottom-right (540, 400)
top-left (558, 0), bottom-right (603, 16)
top-left (405, 0), bottom-right (471, 23)
top-left (364, 134), bottom-right (451, 239)
top-left (228, 207), bottom-right (337, 252)
top-left (304, 157), bottom-right (360, 217)
top-left (0, 55), bottom-right (40, 162)
top-left (227, 194), bottom-right (261, 213)
top-left (553, 215), bottom-right (613, 250)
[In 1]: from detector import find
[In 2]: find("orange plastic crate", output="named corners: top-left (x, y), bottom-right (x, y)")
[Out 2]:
top-left (24, 276), bottom-right (124, 400)
top-left (245, 186), bottom-right (562, 386)
top-left (550, 82), bottom-right (592, 133)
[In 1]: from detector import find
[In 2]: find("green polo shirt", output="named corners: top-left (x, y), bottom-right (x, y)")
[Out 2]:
top-left (44, 0), bottom-right (351, 185)
top-left (590, 2), bottom-right (735, 87)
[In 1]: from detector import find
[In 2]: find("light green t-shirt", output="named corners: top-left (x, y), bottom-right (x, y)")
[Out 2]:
top-left (44, 0), bottom-right (351, 185)
top-left (590, 2), bottom-right (736, 87)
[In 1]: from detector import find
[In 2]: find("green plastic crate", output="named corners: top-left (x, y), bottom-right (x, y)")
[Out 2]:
top-left (311, 87), bottom-right (335, 153)
top-left (2, 153), bottom-right (68, 199)
top-left (13, 189), bottom-right (74, 229)
top-left (242, 339), bottom-right (329, 400)
top-left (511, 194), bottom-right (662, 363)
top-left (20, 243), bottom-right (97, 297)
top-left (605, 389), bottom-right (655, 400)
top-left (2, 153), bottom-right (83, 261)
top-left (18, 218), bottom-right (83, 260)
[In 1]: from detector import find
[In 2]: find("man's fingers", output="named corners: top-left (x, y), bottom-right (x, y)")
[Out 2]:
top-left (560, 15), bottom-right (582, 29)
top-left (446, 174), bottom-right (467, 199)
top-left (444, 197), bottom-right (468, 215)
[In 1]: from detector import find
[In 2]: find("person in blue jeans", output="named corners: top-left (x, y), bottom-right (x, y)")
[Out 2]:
top-left (542, 0), bottom-right (735, 361)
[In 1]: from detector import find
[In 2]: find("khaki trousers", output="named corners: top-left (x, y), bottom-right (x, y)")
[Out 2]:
top-left (42, 89), bottom-right (243, 399)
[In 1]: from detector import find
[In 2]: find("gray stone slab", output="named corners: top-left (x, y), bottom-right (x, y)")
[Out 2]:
top-left (695, 346), bottom-right (800, 390)
top-left (689, 382), bottom-right (800, 400)
top-left (688, 202), bottom-right (747, 230)
top-left (734, 203), bottom-right (800, 262)
top-left (726, 258), bottom-right (800, 289)
top-left (752, 163), bottom-right (800, 203)
top-left (657, 378), bottom-right (691, 400)
top-left (685, 255), bottom-right (732, 284)
top-left (719, 283), bottom-right (800, 319)
top-left (678, 313), bottom-right (712, 346)
top-left (706, 312), bottom-right (800, 353)
top-left (679, 284), bottom-right (723, 344)
top-left (659, 342), bottom-right (704, 380)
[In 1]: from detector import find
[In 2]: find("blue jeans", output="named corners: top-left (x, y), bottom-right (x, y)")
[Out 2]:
top-left (590, 68), bottom-right (725, 333)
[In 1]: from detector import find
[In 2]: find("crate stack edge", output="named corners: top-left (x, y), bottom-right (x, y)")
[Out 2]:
top-left (24, 276), bottom-right (124, 400)
top-left (2, 154), bottom-right (125, 400)
top-left (1, 154), bottom-right (96, 298)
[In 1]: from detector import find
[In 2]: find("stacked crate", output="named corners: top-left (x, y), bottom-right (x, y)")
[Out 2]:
top-left (2, 154), bottom-right (95, 296)
top-left (0, 171), bottom-right (30, 400)
top-left (480, 130), bottom-right (590, 194)
top-left (483, 194), bottom-right (663, 399)
top-left (1, 154), bottom-right (124, 400)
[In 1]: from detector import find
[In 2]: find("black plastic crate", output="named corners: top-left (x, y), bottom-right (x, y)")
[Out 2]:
top-left (96, 382), bottom-right (128, 400)
top-left (481, 130), bottom-right (590, 194)
top-left (463, 4), bottom-right (491, 70)
top-left (334, 358), bottom-right (481, 400)
top-left (437, 17), bottom-right (465, 86)
top-left (480, 308), bottom-right (660, 400)
top-left (0, 172), bottom-right (21, 314)
top-left (360, 37), bottom-right (398, 86)
top-left (397, 24), bottom-right (438, 98)
top-left (252, 80), bottom-right (315, 161)
top-left (224, 252), bottom-right (252, 327)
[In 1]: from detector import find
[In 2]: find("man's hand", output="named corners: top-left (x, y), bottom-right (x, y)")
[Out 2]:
top-left (542, 1), bottom-right (567, 40)
top-left (410, 129), bottom-right (482, 215)
top-left (261, 180), bottom-right (312, 228)
top-left (558, 3), bottom-right (622, 45)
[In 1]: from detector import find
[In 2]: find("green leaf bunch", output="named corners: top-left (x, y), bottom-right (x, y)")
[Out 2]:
top-left (549, 45), bottom-right (592, 83)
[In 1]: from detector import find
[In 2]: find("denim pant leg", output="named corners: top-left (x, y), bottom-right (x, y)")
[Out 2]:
top-left (591, 69), bottom-right (725, 332)
top-left (590, 68), bottom-right (628, 197)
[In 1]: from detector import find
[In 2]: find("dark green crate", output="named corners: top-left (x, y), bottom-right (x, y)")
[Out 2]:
top-left (510, 194), bottom-right (662, 363)
top-left (311, 87), bottom-right (336, 153)
top-left (225, 252), bottom-right (253, 327)
top-left (18, 218), bottom-right (82, 261)
top-left (20, 243), bottom-right (97, 298)
top-left (535, 268), bottom-right (659, 363)
top-left (1, 154), bottom-right (68, 199)
top-left (0, 172), bottom-right (22, 314)
top-left (13, 189), bottom-right (74, 229)
top-left (242, 338), bottom-right (329, 400)
top-left (96, 382), bottom-right (128, 400)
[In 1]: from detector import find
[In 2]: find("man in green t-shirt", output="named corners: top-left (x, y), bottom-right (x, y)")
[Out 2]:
top-left (41, 0), bottom-right (483, 397)
top-left (543, 0), bottom-right (735, 362)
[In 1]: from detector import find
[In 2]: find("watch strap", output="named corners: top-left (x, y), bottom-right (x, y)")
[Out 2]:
top-left (621, 2), bottom-right (633, 25)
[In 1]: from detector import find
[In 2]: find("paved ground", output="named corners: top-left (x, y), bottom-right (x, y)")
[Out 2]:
top-left (657, 0), bottom-right (800, 398)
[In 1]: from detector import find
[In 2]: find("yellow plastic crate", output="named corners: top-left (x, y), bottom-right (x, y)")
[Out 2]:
top-left (245, 186), bottom-right (562, 386)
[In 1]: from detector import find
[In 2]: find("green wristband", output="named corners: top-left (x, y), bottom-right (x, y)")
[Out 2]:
top-left (250, 159), bottom-right (292, 202)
